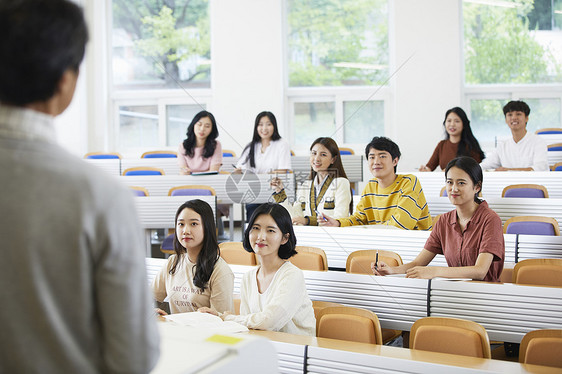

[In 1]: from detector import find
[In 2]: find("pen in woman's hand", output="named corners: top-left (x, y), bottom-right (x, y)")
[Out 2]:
top-left (375, 250), bottom-right (379, 270)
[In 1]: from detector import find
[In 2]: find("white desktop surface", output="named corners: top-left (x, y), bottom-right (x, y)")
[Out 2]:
top-left (151, 322), bottom-right (277, 374)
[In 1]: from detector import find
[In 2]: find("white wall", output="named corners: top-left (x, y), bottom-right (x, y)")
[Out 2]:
top-left (75, 0), bottom-right (463, 169)
top-left (210, 0), bottom-right (285, 155)
top-left (391, 0), bottom-right (463, 171)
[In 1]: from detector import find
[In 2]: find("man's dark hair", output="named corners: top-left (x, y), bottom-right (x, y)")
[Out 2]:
top-left (0, 0), bottom-right (88, 105)
top-left (503, 101), bottom-right (530, 117)
top-left (365, 136), bottom-right (401, 172)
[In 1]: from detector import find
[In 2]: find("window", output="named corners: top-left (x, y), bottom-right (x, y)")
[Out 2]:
top-left (286, 0), bottom-right (389, 149)
top-left (110, 0), bottom-right (210, 151)
top-left (114, 101), bottom-right (206, 152)
top-left (463, 0), bottom-right (562, 146)
top-left (112, 0), bottom-right (210, 89)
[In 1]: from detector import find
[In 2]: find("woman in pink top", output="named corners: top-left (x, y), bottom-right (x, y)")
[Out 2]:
top-left (375, 156), bottom-right (504, 282)
top-left (178, 111), bottom-right (222, 174)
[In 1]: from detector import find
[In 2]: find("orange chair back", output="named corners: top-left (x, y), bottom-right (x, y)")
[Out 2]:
top-left (317, 306), bottom-right (383, 345)
top-left (346, 250), bottom-right (403, 274)
top-left (289, 246), bottom-right (328, 271)
top-left (513, 259), bottom-right (562, 287)
top-left (218, 242), bottom-right (257, 266)
top-left (410, 317), bottom-right (491, 358)
top-left (520, 329), bottom-right (562, 368)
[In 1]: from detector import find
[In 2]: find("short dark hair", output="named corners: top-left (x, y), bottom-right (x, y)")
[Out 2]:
top-left (0, 0), bottom-right (88, 105)
top-left (503, 101), bottom-right (530, 117)
top-left (445, 156), bottom-right (483, 203)
top-left (365, 136), bottom-right (401, 172)
top-left (170, 199), bottom-right (219, 290)
top-left (182, 111), bottom-right (219, 159)
top-left (243, 203), bottom-right (297, 260)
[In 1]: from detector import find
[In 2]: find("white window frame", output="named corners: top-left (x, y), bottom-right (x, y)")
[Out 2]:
top-left (111, 89), bottom-right (212, 153)
top-left (286, 86), bottom-right (390, 153)
top-left (463, 84), bottom-right (562, 150)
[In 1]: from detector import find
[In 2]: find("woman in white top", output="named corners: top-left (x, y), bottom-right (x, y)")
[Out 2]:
top-left (178, 110), bottom-right (222, 174)
top-left (235, 111), bottom-right (292, 219)
top-left (235, 111), bottom-right (291, 173)
top-left (152, 199), bottom-right (234, 314)
top-left (271, 137), bottom-right (352, 225)
top-left (200, 203), bottom-right (316, 336)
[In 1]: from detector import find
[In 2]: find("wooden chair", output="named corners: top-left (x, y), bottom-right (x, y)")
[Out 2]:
top-left (346, 250), bottom-right (403, 274)
top-left (141, 150), bottom-right (178, 158)
top-left (547, 143), bottom-right (562, 152)
top-left (339, 147), bottom-right (355, 155)
top-left (410, 317), bottom-right (491, 358)
top-left (519, 329), bottom-right (562, 368)
top-left (129, 186), bottom-right (149, 197)
top-left (311, 300), bottom-right (344, 331)
top-left (122, 166), bottom-right (165, 176)
top-left (84, 151), bottom-right (122, 159)
top-left (289, 246), bottom-right (328, 271)
top-left (553, 162), bottom-right (562, 171)
top-left (512, 259), bottom-right (562, 287)
top-left (168, 185), bottom-right (216, 196)
top-left (535, 128), bottom-right (562, 135)
top-left (218, 242), bottom-right (257, 266)
top-left (344, 250), bottom-right (403, 343)
top-left (222, 150), bottom-right (236, 157)
top-left (502, 184), bottom-right (549, 198)
top-left (317, 306), bottom-right (383, 345)
top-left (503, 216), bottom-right (560, 236)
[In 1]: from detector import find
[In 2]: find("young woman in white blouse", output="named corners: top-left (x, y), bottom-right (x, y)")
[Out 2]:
top-left (235, 111), bottom-right (292, 219)
top-left (152, 199), bottom-right (234, 315)
top-left (200, 203), bottom-right (316, 336)
top-left (271, 137), bottom-right (352, 225)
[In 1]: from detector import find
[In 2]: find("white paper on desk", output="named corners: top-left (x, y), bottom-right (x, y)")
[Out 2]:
top-left (432, 277), bottom-right (472, 281)
top-left (384, 273), bottom-right (407, 277)
top-left (164, 312), bottom-right (249, 333)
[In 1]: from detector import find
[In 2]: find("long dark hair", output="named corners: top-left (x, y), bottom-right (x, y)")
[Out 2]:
top-left (243, 203), bottom-right (297, 260)
top-left (242, 111), bottom-right (282, 168)
top-left (309, 137), bottom-right (353, 214)
top-left (182, 111), bottom-right (219, 159)
top-left (169, 199), bottom-right (219, 290)
top-left (445, 156), bottom-right (483, 203)
top-left (443, 107), bottom-right (485, 161)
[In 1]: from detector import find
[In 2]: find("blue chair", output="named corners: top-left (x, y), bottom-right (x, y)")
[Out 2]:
top-left (553, 162), bottom-right (562, 171)
top-left (548, 143), bottom-right (562, 152)
top-left (223, 150), bottom-right (236, 157)
top-left (502, 184), bottom-right (548, 198)
top-left (339, 147), bottom-right (355, 155)
top-left (504, 216), bottom-right (560, 236)
top-left (440, 186), bottom-right (447, 197)
top-left (141, 150), bottom-right (177, 158)
top-left (168, 185), bottom-right (216, 196)
top-left (536, 128), bottom-right (562, 135)
top-left (160, 234), bottom-right (175, 255)
top-left (129, 186), bottom-right (149, 196)
top-left (84, 152), bottom-right (122, 159)
top-left (122, 167), bottom-right (165, 176)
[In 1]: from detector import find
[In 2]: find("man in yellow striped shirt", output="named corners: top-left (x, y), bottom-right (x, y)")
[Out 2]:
top-left (321, 137), bottom-right (432, 230)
